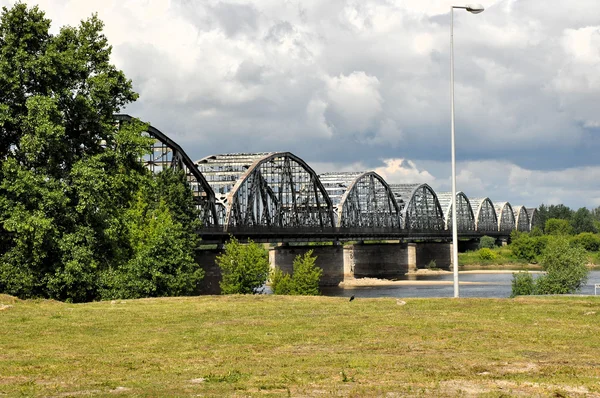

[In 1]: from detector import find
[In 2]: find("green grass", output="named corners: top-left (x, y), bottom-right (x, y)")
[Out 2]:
top-left (2, 294), bottom-right (600, 397)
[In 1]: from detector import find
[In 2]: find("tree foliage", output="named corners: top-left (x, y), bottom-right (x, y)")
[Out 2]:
top-left (570, 207), bottom-right (597, 234)
top-left (478, 235), bottom-right (496, 249)
top-left (0, 4), bottom-right (203, 301)
top-left (510, 272), bottom-right (535, 297)
top-left (511, 237), bottom-right (589, 296)
top-left (271, 250), bottom-right (322, 296)
top-left (509, 232), bottom-right (548, 263)
top-left (216, 237), bottom-right (270, 294)
top-left (544, 218), bottom-right (574, 236)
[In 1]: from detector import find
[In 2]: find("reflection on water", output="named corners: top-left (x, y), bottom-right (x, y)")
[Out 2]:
top-left (321, 271), bottom-right (600, 299)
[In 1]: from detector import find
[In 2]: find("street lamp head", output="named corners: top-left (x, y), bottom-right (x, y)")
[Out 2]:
top-left (466, 4), bottom-right (485, 13)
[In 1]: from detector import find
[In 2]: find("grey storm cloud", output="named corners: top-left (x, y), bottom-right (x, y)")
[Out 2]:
top-left (4, 0), bottom-right (600, 208)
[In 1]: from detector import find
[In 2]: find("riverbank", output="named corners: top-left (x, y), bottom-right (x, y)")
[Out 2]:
top-left (2, 294), bottom-right (599, 396)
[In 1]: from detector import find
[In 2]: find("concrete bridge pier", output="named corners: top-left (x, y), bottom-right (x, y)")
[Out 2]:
top-left (415, 242), bottom-right (452, 270)
top-left (343, 243), bottom-right (415, 279)
top-left (269, 245), bottom-right (344, 286)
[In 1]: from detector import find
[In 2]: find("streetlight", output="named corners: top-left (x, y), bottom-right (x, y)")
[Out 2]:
top-left (450, 4), bottom-right (484, 298)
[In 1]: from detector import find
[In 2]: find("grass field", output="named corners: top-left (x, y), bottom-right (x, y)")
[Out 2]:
top-left (2, 293), bottom-right (600, 397)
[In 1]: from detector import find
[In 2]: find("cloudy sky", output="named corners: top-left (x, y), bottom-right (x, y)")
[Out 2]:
top-left (4, 0), bottom-right (600, 209)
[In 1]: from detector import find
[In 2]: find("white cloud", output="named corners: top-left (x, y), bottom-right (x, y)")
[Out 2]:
top-left (3, 0), bottom-right (600, 208)
top-left (374, 159), bottom-right (436, 185)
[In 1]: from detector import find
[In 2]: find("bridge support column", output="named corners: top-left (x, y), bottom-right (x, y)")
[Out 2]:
top-left (344, 243), bottom-right (411, 279)
top-left (195, 248), bottom-right (225, 295)
top-left (408, 243), bottom-right (417, 273)
top-left (416, 242), bottom-right (452, 270)
top-left (269, 245), bottom-right (344, 286)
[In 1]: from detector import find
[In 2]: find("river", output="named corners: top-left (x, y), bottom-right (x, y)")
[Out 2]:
top-left (319, 270), bottom-right (600, 299)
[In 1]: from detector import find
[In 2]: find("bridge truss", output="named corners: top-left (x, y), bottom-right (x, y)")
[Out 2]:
top-left (437, 191), bottom-right (476, 232)
top-left (196, 152), bottom-right (334, 229)
top-left (390, 183), bottom-right (445, 231)
top-left (513, 206), bottom-right (530, 232)
top-left (115, 114), bottom-right (539, 241)
top-left (471, 197), bottom-right (498, 233)
top-left (114, 114), bottom-right (218, 226)
top-left (494, 202), bottom-right (516, 233)
top-left (319, 171), bottom-right (401, 228)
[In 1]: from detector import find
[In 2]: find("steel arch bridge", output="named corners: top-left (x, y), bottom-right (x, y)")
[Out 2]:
top-left (114, 114), bottom-right (218, 226)
top-left (118, 115), bottom-right (537, 241)
top-left (319, 171), bottom-right (401, 228)
top-left (437, 191), bottom-right (476, 232)
top-left (389, 183), bottom-right (445, 231)
top-left (196, 152), bottom-right (334, 230)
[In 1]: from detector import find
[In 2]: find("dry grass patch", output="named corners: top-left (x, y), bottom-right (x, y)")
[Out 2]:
top-left (1, 295), bottom-right (600, 396)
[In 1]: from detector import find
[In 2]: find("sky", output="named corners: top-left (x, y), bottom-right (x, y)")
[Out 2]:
top-left (4, 0), bottom-right (600, 209)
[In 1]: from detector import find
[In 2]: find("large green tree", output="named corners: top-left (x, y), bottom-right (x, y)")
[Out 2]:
top-left (0, 4), bottom-right (202, 301)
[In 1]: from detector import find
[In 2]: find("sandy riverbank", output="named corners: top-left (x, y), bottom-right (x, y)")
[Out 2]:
top-left (339, 268), bottom-right (544, 287)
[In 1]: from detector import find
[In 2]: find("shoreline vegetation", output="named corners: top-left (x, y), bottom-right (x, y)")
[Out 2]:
top-left (2, 293), bottom-right (600, 397)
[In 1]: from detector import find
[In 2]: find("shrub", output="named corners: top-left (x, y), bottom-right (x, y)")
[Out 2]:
top-left (545, 219), bottom-right (574, 235)
top-left (511, 237), bottom-right (589, 296)
top-left (510, 272), bottom-right (535, 297)
top-left (510, 233), bottom-right (548, 263)
top-left (477, 248), bottom-right (496, 261)
top-left (216, 237), bottom-right (270, 294)
top-left (478, 236), bottom-right (496, 249)
top-left (270, 267), bottom-right (293, 295)
top-left (270, 250), bottom-right (322, 295)
top-left (291, 250), bottom-right (322, 295)
top-left (571, 232), bottom-right (600, 252)
top-left (530, 226), bottom-right (543, 237)
top-left (536, 237), bottom-right (589, 294)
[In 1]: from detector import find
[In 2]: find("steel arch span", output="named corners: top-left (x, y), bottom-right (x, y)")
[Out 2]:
top-left (513, 205), bottom-right (530, 232)
top-left (114, 114), bottom-right (218, 226)
top-left (470, 197), bottom-right (498, 233)
top-left (196, 152), bottom-right (334, 229)
top-left (437, 191), bottom-right (476, 232)
top-left (390, 183), bottom-right (445, 231)
top-left (494, 202), bottom-right (516, 232)
top-left (319, 171), bottom-right (402, 228)
top-left (526, 208), bottom-right (539, 231)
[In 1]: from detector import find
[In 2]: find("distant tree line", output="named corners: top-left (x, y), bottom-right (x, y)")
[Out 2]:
top-left (533, 204), bottom-right (600, 235)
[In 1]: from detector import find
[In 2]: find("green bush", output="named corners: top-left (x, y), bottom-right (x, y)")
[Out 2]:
top-left (510, 233), bottom-right (548, 263)
top-left (510, 272), bottom-right (535, 297)
top-left (270, 267), bottom-right (293, 295)
top-left (545, 219), bottom-right (574, 235)
top-left (478, 236), bottom-right (496, 249)
top-left (570, 232), bottom-right (600, 252)
top-left (270, 250), bottom-right (322, 295)
top-left (511, 237), bottom-right (589, 296)
top-left (477, 248), bottom-right (497, 261)
top-left (216, 237), bottom-right (270, 294)
top-left (536, 237), bottom-right (589, 294)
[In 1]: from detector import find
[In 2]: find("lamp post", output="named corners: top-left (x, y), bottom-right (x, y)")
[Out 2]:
top-left (451, 4), bottom-right (484, 298)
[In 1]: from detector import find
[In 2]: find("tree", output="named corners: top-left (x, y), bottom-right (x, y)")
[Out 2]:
top-left (511, 236), bottom-right (589, 296)
top-left (536, 237), bottom-right (589, 294)
top-left (571, 207), bottom-right (597, 234)
top-left (536, 204), bottom-right (549, 231)
top-left (478, 235), bottom-right (496, 249)
top-left (99, 169), bottom-right (204, 299)
top-left (571, 232), bottom-right (600, 252)
top-left (547, 204), bottom-right (573, 221)
top-left (0, 4), bottom-right (203, 301)
top-left (216, 237), bottom-right (270, 294)
top-left (545, 218), bottom-right (574, 236)
top-left (271, 250), bottom-right (322, 295)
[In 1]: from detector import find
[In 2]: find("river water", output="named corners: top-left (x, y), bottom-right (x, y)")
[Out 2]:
top-left (320, 270), bottom-right (600, 299)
